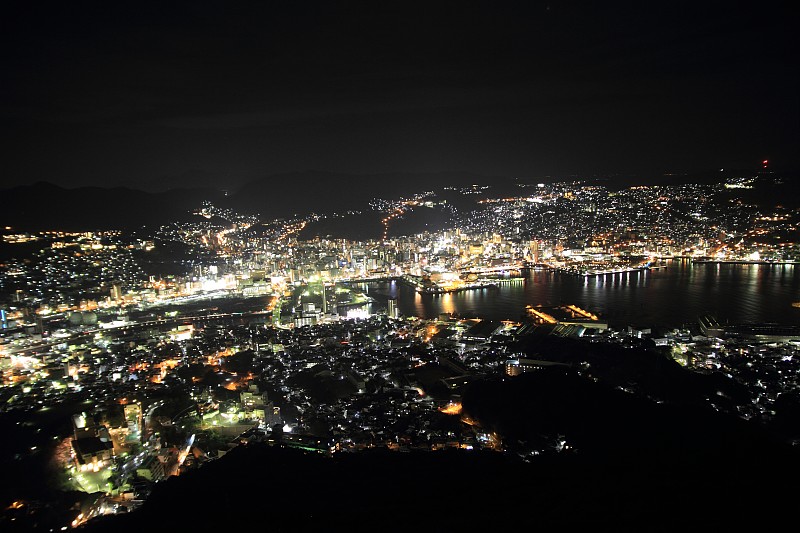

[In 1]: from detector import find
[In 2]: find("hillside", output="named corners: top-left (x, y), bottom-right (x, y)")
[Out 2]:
top-left (76, 369), bottom-right (798, 533)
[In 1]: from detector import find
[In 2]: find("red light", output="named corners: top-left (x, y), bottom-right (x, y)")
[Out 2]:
top-left (762, 159), bottom-right (769, 167)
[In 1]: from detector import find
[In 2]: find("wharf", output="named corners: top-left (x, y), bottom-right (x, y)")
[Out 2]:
top-left (397, 274), bottom-right (501, 295)
top-left (692, 259), bottom-right (797, 265)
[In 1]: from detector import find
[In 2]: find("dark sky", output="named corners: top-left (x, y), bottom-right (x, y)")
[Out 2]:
top-left (1, 1), bottom-right (797, 190)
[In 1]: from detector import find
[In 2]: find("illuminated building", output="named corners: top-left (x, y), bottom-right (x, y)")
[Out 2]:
top-left (387, 297), bottom-right (398, 319)
top-left (136, 455), bottom-right (167, 482)
top-left (468, 242), bottom-right (484, 255)
top-left (294, 301), bottom-right (321, 327)
top-left (110, 283), bottom-right (122, 301)
top-left (124, 403), bottom-right (143, 440)
top-left (72, 437), bottom-right (114, 472)
top-left (530, 240), bottom-right (540, 263)
top-left (71, 412), bottom-right (114, 471)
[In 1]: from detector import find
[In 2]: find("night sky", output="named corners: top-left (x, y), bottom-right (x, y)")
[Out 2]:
top-left (1, 1), bottom-right (797, 191)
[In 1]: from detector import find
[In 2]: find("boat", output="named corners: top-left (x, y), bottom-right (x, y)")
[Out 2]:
top-left (793, 302), bottom-right (800, 308)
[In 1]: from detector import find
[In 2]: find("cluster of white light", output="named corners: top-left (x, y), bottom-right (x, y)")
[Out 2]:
top-left (346, 308), bottom-right (369, 319)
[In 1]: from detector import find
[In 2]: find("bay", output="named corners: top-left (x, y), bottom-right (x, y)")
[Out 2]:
top-left (360, 259), bottom-right (800, 329)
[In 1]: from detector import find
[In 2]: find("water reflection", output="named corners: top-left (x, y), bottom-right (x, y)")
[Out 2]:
top-left (365, 261), bottom-right (800, 327)
top-left (440, 293), bottom-right (455, 316)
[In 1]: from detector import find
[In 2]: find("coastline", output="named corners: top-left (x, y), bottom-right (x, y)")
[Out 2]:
top-left (692, 259), bottom-right (797, 265)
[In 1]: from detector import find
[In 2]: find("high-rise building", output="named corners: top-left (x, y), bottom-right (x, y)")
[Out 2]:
top-left (110, 283), bottom-right (122, 301)
top-left (529, 240), bottom-right (540, 264)
top-left (387, 297), bottom-right (398, 319)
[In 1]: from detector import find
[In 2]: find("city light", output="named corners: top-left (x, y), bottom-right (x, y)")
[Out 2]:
top-left (0, 134), bottom-right (796, 531)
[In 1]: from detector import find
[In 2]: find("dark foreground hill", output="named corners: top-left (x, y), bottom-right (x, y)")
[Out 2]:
top-left (80, 443), bottom-right (794, 533)
top-left (77, 369), bottom-right (798, 533)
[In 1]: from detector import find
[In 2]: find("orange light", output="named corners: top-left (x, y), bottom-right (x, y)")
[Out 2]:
top-left (438, 402), bottom-right (462, 415)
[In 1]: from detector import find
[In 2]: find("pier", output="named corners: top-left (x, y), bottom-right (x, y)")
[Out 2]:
top-left (692, 259), bottom-right (797, 265)
top-left (396, 274), bottom-right (502, 295)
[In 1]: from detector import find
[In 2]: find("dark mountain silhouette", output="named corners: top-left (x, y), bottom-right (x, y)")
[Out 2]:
top-left (138, 169), bottom-right (251, 193)
top-left (0, 172), bottom-right (517, 231)
top-left (0, 182), bottom-right (226, 231)
top-left (4, 170), bottom-right (794, 233)
top-left (225, 171), bottom-right (518, 219)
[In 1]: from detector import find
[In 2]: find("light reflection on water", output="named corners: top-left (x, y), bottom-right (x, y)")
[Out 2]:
top-left (363, 260), bottom-right (800, 327)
